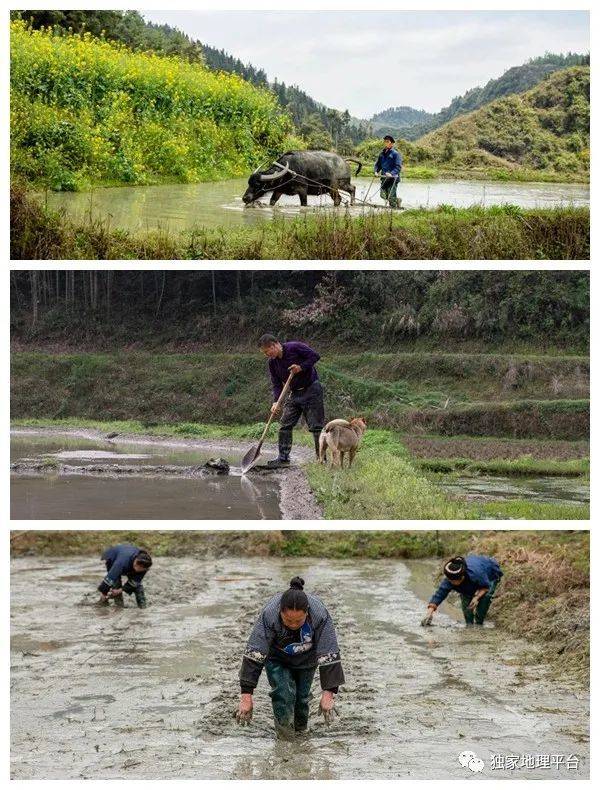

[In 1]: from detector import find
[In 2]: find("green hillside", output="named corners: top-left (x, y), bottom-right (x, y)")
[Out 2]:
top-left (417, 66), bottom-right (589, 178)
top-left (10, 20), bottom-right (291, 190)
top-left (373, 54), bottom-right (589, 141)
top-left (371, 105), bottom-right (431, 133)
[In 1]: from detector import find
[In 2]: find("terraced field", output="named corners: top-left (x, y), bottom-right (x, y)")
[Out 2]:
top-left (10, 350), bottom-right (589, 520)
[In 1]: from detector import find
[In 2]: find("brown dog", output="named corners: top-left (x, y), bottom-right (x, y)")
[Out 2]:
top-left (318, 417), bottom-right (367, 468)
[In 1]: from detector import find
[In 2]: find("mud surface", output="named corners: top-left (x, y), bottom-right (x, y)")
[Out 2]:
top-left (438, 475), bottom-right (589, 507)
top-left (11, 556), bottom-right (588, 779)
top-left (10, 429), bottom-right (320, 520)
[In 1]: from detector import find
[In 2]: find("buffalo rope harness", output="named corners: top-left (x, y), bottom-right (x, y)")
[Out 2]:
top-left (251, 161), bottom-right (400, 209)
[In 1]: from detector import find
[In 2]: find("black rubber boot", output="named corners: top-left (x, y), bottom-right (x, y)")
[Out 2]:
top-left (266, 457), bottom-right (290, 469)
top-left (278, 428), bottom-right (293, 456)
top-left (312, 431), bottom-right (321, 460)
top-left (112, 593), bottom-right (125, 607)
top-left (134, 585), bottom-right (147, 609)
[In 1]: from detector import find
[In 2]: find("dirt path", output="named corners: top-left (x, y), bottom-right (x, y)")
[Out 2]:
top-left (10, 556), bottom-right (588, 779)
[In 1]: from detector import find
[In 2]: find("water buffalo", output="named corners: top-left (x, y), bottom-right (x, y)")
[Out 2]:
top-left (242, 151), bottom-right (362, 207)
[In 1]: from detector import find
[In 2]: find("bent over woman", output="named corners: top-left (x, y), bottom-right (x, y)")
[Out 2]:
top-left (236, 577), bottom-right (345, 735)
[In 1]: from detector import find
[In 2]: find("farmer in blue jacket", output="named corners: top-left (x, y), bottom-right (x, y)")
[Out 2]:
top-left (259, 333), bottom-right (324, 468)
top-left (236, 576), bottom-right (344, 734)
top-left (422, 555), bottom-right (503, 626)
top-left (98, 543), bottom-right (152, 608)
top-left (374, 135), bottom-right (402, 208)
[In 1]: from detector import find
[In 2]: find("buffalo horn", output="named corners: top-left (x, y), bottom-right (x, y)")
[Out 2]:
top-left (259, 162), bottom-right (290, 181)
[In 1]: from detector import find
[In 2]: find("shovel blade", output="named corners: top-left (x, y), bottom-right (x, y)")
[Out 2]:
top-left (241, 444), bottom-right (261, 475)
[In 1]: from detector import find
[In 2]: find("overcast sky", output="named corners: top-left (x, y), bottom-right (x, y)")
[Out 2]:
top-left (142, 10), bottom-right (589, 118)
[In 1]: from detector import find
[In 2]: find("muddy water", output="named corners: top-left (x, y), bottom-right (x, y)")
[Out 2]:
top-left (10, 556), bottom-right (588, 779)
top-left (439, 475), bottom-right (589, 508)
top-left (10, 433), bottom-right (283, 520)
top-left (38, 178), bottom-right (589, 234)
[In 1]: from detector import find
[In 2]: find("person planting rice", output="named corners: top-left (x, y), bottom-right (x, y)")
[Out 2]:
top-left (259, 334), bottom-right (324, 468)
top-left (236, 576), bottom-right (344, 736)
top-left (97, 543), bottom-right (152, 608)
top-left (422, 555), bottom-right (503, 626)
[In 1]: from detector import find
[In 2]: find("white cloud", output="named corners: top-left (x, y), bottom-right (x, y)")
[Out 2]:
top-left (142, 10), bottom-right (589, 117)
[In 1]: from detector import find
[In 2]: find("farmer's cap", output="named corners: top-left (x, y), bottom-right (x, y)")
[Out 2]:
top-left (383, 135), bottom-right (395, 143)
top-left (443, 556), bottom-right (466, 580)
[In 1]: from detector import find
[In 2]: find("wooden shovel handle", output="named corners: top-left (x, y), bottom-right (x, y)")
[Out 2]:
top-left (257, 370), bottom-right (295, 447)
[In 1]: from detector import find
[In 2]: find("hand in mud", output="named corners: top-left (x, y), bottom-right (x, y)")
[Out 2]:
top-left (468, 594), bottom-right (483, 612)
top-left (319, 691), bottom-right (337, 725)
top-left (108, 588), bottom-right (123, 598)
top-left (235, 694), bottom-right (253, 726)
top-left (421, 605), bottom-right (435, 626)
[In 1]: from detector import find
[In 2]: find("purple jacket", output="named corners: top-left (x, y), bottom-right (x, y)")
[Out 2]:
top-left (268, 341), bottom-right (320, 399)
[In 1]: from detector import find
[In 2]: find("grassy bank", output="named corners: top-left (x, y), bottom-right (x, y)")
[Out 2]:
top-left (417, 456), bottom-right (588, 477)
top-left (10, 351), bottom-right (590, 439)
top-left (10, 529), bottom-right (589, 681)
top-left (11, 186), bottom-right (590, 260)
top-left (396, 399), bottom-right (589, 440)
top-left (357, 162), bottom-right (589, 184)
top-left (327, 352), bottom-right (589, 402)
top-left (11, 419), bottom-right (589, 520)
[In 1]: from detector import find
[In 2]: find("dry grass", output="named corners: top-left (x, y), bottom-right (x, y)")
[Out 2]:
top-left (470, 532), bottom-right (589, 681)
top-left (10, 184), bottom-right (590, 260)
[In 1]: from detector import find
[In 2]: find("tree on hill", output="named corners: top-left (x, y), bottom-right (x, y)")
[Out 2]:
top-left (374, 52), bottom-right (589, 141)
top-left (371, 105), bottom-right (432, 130)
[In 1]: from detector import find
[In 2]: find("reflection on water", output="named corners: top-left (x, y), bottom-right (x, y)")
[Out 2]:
top-left (11, 434), bottom-right (234, 467)
top-left (38, 177), bottom-right (590, 234)
top-left (10, 434), bottom-right (281, 520)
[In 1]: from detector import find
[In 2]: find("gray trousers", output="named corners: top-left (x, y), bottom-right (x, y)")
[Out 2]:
top-left (380, 176), bottom-right (399, 207)
top-left (279, 381), bottom-right (325, 458)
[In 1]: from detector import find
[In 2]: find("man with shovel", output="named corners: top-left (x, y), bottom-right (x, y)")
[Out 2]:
top-left (421, 555), bottom-right (503, 627)
top-left (258, 334), bottom-right (324, 469)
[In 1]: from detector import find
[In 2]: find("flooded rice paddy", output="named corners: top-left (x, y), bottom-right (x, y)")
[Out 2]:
top-left (10, 556), bottom-right (588, 779)
top-left (439, 475), bottom-right (589, 509)
top-left (38, 177), bottom-right (590, 234)
top-left (10, 430), bottom-right (318, 520)
top-left (10, 429), bottom-right (587, 519)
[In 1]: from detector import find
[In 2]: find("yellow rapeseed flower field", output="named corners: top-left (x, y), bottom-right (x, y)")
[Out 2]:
top-left (10, 20), bottom-right (292, 189)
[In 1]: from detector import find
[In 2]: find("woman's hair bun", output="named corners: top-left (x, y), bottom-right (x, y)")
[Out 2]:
top-left (289, 576), bottom-right (305, 590)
